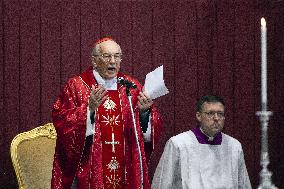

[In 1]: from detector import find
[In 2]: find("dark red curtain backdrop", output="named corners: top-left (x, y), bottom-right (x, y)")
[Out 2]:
top-left (1, 0), bottom-right (284, 188)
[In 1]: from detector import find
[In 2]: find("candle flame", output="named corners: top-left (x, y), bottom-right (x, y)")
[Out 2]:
top-left (261, 17), bottom-right (266, 27)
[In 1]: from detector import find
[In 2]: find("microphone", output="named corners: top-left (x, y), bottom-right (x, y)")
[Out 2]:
top-left (117, 77), bottom-right (137, 89)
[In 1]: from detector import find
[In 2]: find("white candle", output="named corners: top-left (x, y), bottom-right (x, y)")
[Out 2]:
top-left (261, 17), bottom-right (267, 111)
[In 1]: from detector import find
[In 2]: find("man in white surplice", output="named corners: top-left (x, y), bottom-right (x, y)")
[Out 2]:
top-left (152, 95), bottom-right (252, 189)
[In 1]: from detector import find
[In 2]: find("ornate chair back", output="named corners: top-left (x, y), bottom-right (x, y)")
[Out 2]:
top-left (10, 123), bottom-right (56, 189)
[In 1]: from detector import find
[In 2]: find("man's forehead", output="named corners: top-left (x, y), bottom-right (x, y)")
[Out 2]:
top-left (202, 102), bottom-right (224, 110)
top-left (99, 40), bottom-right (121, 53)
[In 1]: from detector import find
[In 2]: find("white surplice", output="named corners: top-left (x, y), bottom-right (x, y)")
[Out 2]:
top-left (151, 131), bottom-right (252, 189)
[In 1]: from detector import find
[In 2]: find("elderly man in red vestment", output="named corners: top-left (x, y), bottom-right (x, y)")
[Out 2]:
top-left (51, 37), bottom-right (163, 189)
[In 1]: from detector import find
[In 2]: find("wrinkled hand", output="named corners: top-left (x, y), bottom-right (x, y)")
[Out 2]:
top-left (137, 91), bottom-right (153, 113)
top-left (89, 85), bottom-right (108, 112)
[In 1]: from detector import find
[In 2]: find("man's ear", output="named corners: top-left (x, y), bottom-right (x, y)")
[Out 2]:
top-left (196, 112), bottom-right (201, 122)
top-left (91, 57), bottom-right (97, 68)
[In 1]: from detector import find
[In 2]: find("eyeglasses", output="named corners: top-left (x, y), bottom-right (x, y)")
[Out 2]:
top-left (94, 53), bottom-right (122, 62)
top-left (201, 111), bottom-right (225, 119)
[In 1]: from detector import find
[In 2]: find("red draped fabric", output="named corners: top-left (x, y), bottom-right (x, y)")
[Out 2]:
top-left (1, 1), bottom-right (284, 188)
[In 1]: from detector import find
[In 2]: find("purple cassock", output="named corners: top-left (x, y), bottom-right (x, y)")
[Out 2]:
top-left (191, 127), bottom-right (222, 145)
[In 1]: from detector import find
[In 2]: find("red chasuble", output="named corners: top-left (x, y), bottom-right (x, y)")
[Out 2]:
top-left (51, 67), bottom-right (163, 189)
top-left (96, 90), bottom-right (125, 188)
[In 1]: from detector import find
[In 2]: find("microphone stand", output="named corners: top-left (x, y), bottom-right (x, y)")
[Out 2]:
top-left (125, 87), bottom-right (144, 189)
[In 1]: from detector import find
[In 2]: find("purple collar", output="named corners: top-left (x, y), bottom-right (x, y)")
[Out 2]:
top-left (192, 127), bottom-right (222, 145)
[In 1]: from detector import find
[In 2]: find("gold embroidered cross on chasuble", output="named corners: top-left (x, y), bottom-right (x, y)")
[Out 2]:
top-left (98, 90), bottom-right (125, 189)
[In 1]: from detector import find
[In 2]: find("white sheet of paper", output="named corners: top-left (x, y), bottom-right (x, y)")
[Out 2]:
top-left (144, 65), bottom-right (169, 99)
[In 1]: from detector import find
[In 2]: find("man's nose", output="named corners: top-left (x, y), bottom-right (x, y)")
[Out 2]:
top-left (213, 113), bottom-right (220, 120)
top-left (110, 55), bottom-right (116, 63)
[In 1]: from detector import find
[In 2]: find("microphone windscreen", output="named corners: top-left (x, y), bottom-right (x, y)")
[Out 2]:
top-left (117, 77), bottom-right (124, 84)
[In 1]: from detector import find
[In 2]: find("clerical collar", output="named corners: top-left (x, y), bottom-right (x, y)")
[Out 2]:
top-left (200, 127), bottom-right (214, 141)
top-left (192, 127), bottom-right (222, 145)
top-left (93, 70), bottom-right (117, 90)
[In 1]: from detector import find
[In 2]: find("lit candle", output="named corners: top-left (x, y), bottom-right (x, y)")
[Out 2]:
top-left (261, 17), bottom-right (267, 111)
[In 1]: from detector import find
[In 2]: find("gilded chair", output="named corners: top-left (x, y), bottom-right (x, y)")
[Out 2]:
top-left (10, 123), bottom-right (57, 189)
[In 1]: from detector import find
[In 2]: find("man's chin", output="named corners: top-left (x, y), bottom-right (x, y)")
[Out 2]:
top-left (105, 72), bottom-right (118, 80)
top-left (210, 127), bottom-right (222, 135)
